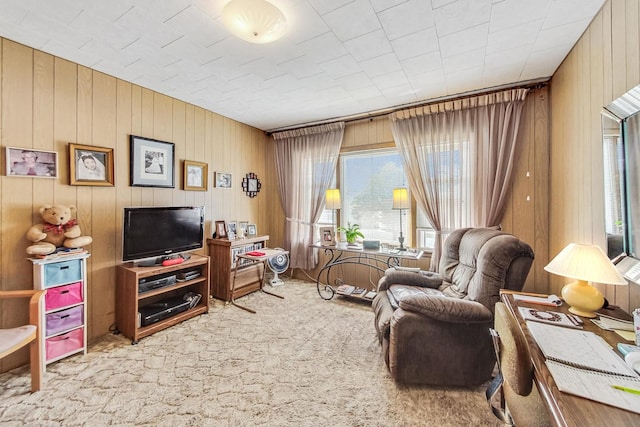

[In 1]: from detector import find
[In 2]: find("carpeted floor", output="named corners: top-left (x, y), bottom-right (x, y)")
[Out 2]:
top-left (0, 279), bottom-right (502, 426)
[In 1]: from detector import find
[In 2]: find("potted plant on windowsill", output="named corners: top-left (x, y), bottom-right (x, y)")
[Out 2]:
top-left (338, 222), bottom-right (364, 246)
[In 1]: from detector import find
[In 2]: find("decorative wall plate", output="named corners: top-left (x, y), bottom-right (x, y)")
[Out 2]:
top-left (242, 172), bottom-right (261, 197)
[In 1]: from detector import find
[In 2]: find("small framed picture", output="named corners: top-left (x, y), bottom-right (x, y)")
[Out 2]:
top-left (6, 147), bottom-right (58, 178)
top-left (227, 221), bottom-right (237, 236)
top-left (215, 172), bottom-right (232, 188)
top-left (239, 221), bottom-right (249, 234)
top-left (130, 135), bottom-right (175, 188)
top-left (247, 224), bottom-right (257, 237)
top-left (184, 160), bottom-right (208, 191)
top-left (215, 220), bottom-right (227, 238)
top-left (69, 143), bottom-right (114, 186)
top-left (320, 226), bottom-right (335, 246)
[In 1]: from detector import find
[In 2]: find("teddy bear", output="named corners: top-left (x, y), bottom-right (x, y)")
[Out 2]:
top-left (26, 204), bottom-right (93, 255)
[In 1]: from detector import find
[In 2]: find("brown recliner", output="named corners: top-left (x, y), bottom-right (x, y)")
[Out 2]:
top-left (372, 228), bottom-right (534, 386)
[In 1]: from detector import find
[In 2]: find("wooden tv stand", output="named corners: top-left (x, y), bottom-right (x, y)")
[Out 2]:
top-left (116, 254), bottom-right (210, 344)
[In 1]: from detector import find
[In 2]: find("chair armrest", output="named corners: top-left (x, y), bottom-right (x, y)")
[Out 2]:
top-left (398, 295), bottom-right (493, 323)
top-left (378, 268), bottom-right (442, 291)
top-left (0, 290), bottom-right (46, 325)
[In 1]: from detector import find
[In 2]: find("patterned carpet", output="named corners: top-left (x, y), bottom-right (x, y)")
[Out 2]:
top-left (0, 279), bottom-right (501, 426)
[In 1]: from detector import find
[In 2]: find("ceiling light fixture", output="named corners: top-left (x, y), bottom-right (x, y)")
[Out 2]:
top-left (222, 0), bottom-right (288, 44)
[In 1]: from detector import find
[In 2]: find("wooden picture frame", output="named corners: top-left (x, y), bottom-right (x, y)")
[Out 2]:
top-left (6, 147), bottom-right (58, 178)
top-left (215, 220), bottom-right (227, 238)
top-left (215, 172), bottom-right (232, 188)
top-left (247, 224), bottom-right (257, 237)
top-left (320, 226), bottom-right (335, 246)
top-left (69, 143), bottom-right (114, 186)
top-left (183, 160), bottom-right (208, 191)
top-left (130, 135), bottom-right (175, 188)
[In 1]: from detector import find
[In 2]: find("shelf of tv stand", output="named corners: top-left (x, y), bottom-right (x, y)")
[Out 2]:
top-left (116, 254), bottom-right (210, 344)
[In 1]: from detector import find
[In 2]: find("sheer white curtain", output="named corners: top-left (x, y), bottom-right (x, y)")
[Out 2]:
top-left (390, 88), bottom-right (529, 271)
top-left (273, 122), bottom-right (344, 269)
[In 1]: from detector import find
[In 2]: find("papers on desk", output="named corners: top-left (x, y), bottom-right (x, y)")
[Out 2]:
top-left (546, 361), bottom-right (640, 414)
top-left (591, 313), bottom-right (634, 332)
top-left (526, 321), bottom-right (637, 377)
top-left (518, 307), bottom-right (582, 329)
top-left (526, 321), bottom-right (640, 414)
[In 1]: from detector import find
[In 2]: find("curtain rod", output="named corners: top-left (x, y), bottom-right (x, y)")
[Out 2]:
top-left (266, 78), bottom-right (549, 135)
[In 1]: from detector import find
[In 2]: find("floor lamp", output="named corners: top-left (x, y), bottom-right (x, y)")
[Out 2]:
top-left (392, 187), bottom-right (409, 251)
top-left (325, 189), bottom-right (341, 242)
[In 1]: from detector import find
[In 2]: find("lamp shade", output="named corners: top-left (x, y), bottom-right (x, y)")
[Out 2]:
top-left (544, 243), bottom-right (627, 285)
top-left (222, 0), bottom-right (288, 44)
top-left (392, 187), bottom-right (410, 210)
top-left (325, 189), bottom-right (341, 210)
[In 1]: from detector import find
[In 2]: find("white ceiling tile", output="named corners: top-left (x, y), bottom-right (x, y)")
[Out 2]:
top-left (297, 32), bottom-right (349, 64)
top-left (533, 19), bottom-right (590, 52)
top-left (400, 51), bottom-right (443, 75)
top-left (434, 0), bottom-right (492, 37)
top-left (308, 0), bottom-right (354, 15)
top-left (360, 53), bottom-right (402, 78)
top-left (320, 55), bottom-right (362, 79)
top-left (443, 48), bottom-right (485, 73)
top-left (543, 0), bottom-right (606, 29)
top-left (390, 27), bottom-right (439, 60)
top-left (370, 0), bottom-right (405, 13)
top-left (378, 0), bottom-right (435, 41)
top-left (438, 23), bottom-right (489, 58)
top-left (343, 29), bottom-right (393, 62)
top-left (486, 19), bottom-right (542, 55)
top-left (489, 0), bottom-right (550, 33)
top-left (322, 0), bottom-right (381, 41)
top-left (431, 0), bottom-right (457, 9)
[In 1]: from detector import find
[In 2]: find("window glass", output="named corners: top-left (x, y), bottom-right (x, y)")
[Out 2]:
top-left (340, 149), bottom-right (408, 245)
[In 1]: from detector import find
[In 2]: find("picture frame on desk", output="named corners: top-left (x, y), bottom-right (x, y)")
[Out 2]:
top-left (214, 220), bottom-right (227, 238)
top-left (247, 224), bottom-right (257, 237)
top-left (320, 226), bottom-right (335, 246)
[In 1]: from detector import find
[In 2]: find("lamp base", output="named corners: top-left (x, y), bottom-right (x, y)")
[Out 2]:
top-left (561, 279), bottom-right (604, 318)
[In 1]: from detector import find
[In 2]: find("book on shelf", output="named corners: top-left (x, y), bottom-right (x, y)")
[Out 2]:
top-left (350, 287), bottom-right (367, 297)
top-left (32, 247), bottom-right (87, 260)
top-left (335, 284), bottom-right (355, 295)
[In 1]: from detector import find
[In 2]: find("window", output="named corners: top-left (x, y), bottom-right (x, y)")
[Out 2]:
top-left (340, 149), bottom-right (409, 246)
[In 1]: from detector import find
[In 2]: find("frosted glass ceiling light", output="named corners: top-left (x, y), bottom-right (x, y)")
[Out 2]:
top-left (222, 0), bottom-right (288, 44)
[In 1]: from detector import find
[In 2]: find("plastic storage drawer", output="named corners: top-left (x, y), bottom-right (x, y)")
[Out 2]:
top-left (45, 305), bottom-right (83, 336)
top-left (45, 281), bottom-right (83, 311)
top-left (45, 327), bottom-right (84, 361)
top-left (44, 259), bottom-right (82, 288)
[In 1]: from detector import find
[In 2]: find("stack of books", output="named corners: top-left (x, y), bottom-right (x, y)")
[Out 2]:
top-left (31, 247), bottom-right (87, 260)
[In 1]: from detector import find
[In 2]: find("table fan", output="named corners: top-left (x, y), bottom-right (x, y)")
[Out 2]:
top-left (267, 248), bottom-right (289, 286)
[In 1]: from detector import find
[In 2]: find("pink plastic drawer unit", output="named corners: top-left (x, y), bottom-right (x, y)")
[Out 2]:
top-left (45, 305), bottom-right (84, 336)
top-left (45, 281), bottom-right (83, 311)
top-left (45, 328), bottom-right (84, 361)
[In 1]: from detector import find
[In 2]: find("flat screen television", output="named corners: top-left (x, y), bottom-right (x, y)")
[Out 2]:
top-left (122, 206), bottom-right (205, 264)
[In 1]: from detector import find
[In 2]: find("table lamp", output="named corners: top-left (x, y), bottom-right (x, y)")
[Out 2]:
top-left (544, 243), bottom-right (627, 317)
top-left (392, 187), bottom-right (409, 251)
top-left (325, 188), bottom-right (341, 230)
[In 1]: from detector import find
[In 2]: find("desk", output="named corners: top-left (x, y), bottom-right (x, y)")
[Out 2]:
top-left (231, 248), bottom-right (286, 313)
top-left (312, 244), bottom-right (424, 300)
top-left (501, 291), bottom-right (640, 427)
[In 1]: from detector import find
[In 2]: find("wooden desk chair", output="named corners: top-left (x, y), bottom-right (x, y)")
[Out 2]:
top-left (488, 302), bottom-right (551, 426)
top-left (0, 290), bottom-right (46, 392)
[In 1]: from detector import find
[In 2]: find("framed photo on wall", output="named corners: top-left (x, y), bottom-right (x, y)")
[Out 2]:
top-left (215, 172), bottom-right (232, 188)
top-left (184, 160), bottom-right (208, 191)
top-left (69, 143), bottom-right (114, 186)
top-left (6, 147), bottom-right (58, 178)
top-left (130, 135), bottom-right (175, 188)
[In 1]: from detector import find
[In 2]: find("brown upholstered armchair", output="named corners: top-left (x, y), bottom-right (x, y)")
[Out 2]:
top-left (372, 228), bottom-right (534, 386)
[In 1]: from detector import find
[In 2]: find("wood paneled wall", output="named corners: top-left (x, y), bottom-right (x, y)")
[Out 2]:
top-left (0, 39), bottom-right (269, 371)
top-left (550, 0), bottom-right (640, 313)
top-left (269, 87), bottom-right (550, 293)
